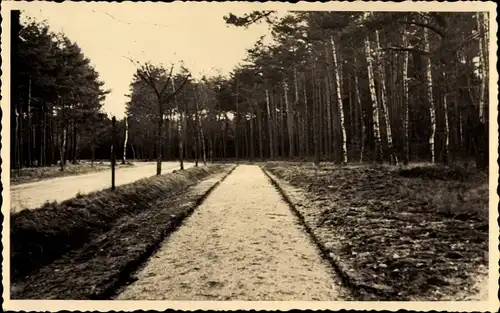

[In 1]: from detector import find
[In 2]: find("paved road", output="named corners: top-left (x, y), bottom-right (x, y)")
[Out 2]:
top-left (117, 165), bottom-right (344, 301)
top-left (10, 162), bottom-right (194, 213)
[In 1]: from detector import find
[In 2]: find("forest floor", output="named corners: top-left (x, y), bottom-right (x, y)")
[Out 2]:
top-left (263, 162), bottom-right (489, 301)
top-left (10, 161), bottom-right (194, 213)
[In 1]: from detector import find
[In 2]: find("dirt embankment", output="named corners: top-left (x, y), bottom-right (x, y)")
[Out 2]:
top-left (10, 164), bottom-right (232, 288)
top-left (264, 163), bottom-right (489, 301)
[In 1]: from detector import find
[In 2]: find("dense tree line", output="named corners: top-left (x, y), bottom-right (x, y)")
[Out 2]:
top-left (126, 11), bottom-right (489, 170)
top-left (11, 13), bottom-right (111, 172)
top-left (12, 11), bottom-right (489, 173)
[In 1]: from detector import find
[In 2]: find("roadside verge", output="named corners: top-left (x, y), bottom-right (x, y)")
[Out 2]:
top-left (11, 164), bottom-right (237, 299)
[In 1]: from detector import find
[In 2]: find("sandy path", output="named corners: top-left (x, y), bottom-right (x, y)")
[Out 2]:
top-left (10, 162), bottom-right (194, 213)
top-left (117, 164), bottom-right (343, 301)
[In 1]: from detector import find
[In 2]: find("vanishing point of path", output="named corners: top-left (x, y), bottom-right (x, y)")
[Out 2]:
top-left (10, 162), bottom-right (194, 213)
top-left (117, 165), bottom-right (344, 301)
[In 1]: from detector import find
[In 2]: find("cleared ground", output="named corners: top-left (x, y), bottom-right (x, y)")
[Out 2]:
top-left (10, 161), bottom-right (194, 212)
top-left (117, 165), bottom-right (347, 301)
top-left (264, 163), bottom-right (489, 300)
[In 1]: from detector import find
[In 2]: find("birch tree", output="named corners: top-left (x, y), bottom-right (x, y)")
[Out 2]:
top-left (331, 37), bottom-right (347, 164)
top-left (423, 28), bottom-right (436, 163)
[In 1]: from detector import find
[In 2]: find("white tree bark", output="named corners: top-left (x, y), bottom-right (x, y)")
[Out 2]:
top-left (375, 30), bottom-right (397, 165)
top-left (443, 72), bottom-right (449, 162)
top-left (353, 58), bottom-right (364, 163)
top-left (331, 36), bottom-right (347, 164)
top-left (364, 36), bottom-right (383, 162)
top-left (401, 22), bottom-right (410, 165)
top-left (122, 116), bottom-right (128, 164)
top-left (423, 28), bottom-right (436, 163)
top-left (477, 12), bottom-right (487, 123)
top-left (172, 79), bottom-right (184, 170)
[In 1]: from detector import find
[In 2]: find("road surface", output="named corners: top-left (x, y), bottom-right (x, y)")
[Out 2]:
top-left (117, 165), bottom-right (344, 301)
top-left (10, 162), bottom-right (194, 213)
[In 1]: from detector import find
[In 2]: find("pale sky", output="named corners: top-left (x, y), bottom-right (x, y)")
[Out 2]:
top-left (19, 2), bottom-right (284, 119)
top-left (7, 1), bottom-right (495, 119)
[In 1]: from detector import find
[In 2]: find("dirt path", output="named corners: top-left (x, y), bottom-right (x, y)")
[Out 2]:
top-left (10, 162), bottom-right (194, 213)
top-left (117, 164), bottom-right (345, 301)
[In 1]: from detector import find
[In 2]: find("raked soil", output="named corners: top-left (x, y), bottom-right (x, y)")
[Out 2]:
top-left (117, 165), bottom-right (347, 301)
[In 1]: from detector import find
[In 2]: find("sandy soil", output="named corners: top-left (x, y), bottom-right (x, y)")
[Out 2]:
top-left (117, 165), bottom-right (345, 301)
top-left (10, 162), bottom-right (194, 212)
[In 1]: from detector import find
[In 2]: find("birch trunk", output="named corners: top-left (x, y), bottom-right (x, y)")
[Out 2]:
top-left (122, 116), bottom-right (128, 164)
top-left (401, 23), bottom-right (410, 165)
top-left (375, 30), bottom-right (397, 165)
top-left (172, 79), bottom-right (184, 170)
top-left (443, 72), bottom-right (450, 163)
top-left (331, 37), bottom-right (348, 164)
top-left (353, 59), bottom-right (365, 163)
top-left (423, 28), bottom-right (436, 163)
top-left (477, 12), bottom-right (486, 123)
top-left (364, 36), bottom-right (383, 163)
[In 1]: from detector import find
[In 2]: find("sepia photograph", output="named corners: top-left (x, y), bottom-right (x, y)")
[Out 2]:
top-left (1, 1), bottom-right (498, 311)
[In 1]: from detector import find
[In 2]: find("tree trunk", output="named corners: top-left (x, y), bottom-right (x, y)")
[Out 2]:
top-left (27, 75), bottom-right (32, 167)
top-left (156, 112), bottom-right (164, 174)
top-left (71, 120), bottom-right (77, 164)
top-left (249, 103), bottom-right (255, 161)
top-left (331, 37), bottom-right (348, 164)
top-left (279, 94), bottom-right (285, 160)
top-left (265, 89), bottom-right (274, 159)
top-left (477, 13), bottom-right (486, 124)
top-left (364, 36), bottom-right (383, 163)
top-left (196, 96), bottom-right (207, 166)
top-left (324, 73), bottom-right (333, 159)
top-left (303, 74), bottom-right (310, 158)
top-left (223, 114), bottom-right (229, 161)
top-left (284, 80), bottom-right (294, 158)
top-left (402, 22), bottom-right (410, 165)
top-left (374, 30), bottom-right (397, 165)
top-left (423, 28), bottom-right (436, 163)
top-left (172, 79), bottom-right (184, 170)
top-left (256, 104), bottom-right (264, 160)
top-left (59, 127), bottom-right (66, 172)
top-left (443, 72), bottom-right (450, 163)
top-left (312, 55), bottom-right (320, 165)
top-left (122, 116), bottom-right (128, 164)
top-left (354, 62), bottom-right (365, 163)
